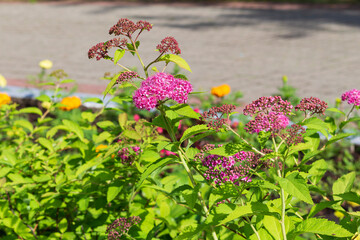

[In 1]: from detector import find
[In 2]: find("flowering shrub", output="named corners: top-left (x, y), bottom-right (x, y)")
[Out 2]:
top-left (0, 18), bottom-right (359, 240)
top-left (0, 92), bottom-right (11, 106)
top-left (59, 96), bottom-right (81, 111)
top-left (211, 84), bottom-right (231, 97)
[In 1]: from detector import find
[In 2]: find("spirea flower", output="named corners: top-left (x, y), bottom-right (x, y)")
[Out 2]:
top-left (295, 97), bottom-right (328, 115)
top-left (59, 96), bottom-right (81, 111)
top-left (201, 104), bottom-right (236, 131)
top-left (156, 37), bottom-right (181, 54)
top-left (88, 38), bottom-right (127, 61)
top-left (117, 71), bottom-right (139, 84)
top-left (243, 96), bottom-right (292, 134)
top-left (118, 146), bottom-right (141, 165)
top-left (211, 84), bottom-right (231, 98)
top-left (0, 93), bottom-right (11, 106)
top-left (106, 216), bottom-right (141, 240)
top-left (195, 147), bottom-right (263, 186)
top-left (280, 124), bottom-right (306, 146)
top-left (109, 18), bottom-right (152, 37)
top-left (341, 89), bottom-right (360, 106)
top-left (243, 96), bottom-right (293, 116)
top-left (133, 72), bottom-right (192, 111)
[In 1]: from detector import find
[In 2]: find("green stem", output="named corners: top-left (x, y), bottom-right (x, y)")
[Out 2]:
top-left (130, 38), bottom-right (147, 77)
top-left (344, 104), bottom-right (355, 122)
top-left (273, 137), bottom-right (287, 240)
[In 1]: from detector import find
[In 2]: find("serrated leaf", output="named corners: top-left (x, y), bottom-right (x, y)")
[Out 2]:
top-left (307, 201), bottom-right (340, 219)
top-left (118, 113), bottom-right (127, 128)
top-left (186, 131), bottom-right (215, 149)
top-left (114, 49), bottom-right (125, 65)
top-left (60, 79), bottom-right (75, 84)
top-left (302, 117), bottom-right (329, 139)
top-left (263, 215), bottom-right (282, 240)
top-left (291, 218), bottom-right (352, 237)
top-left (19, 107), bottom-right (42, 116)
top-left (276, 172), bottom-right (313, 204)
top-left (180, 124), bottom-right (208, 143)
top-left (308, 159), bottom-right (327, 185)
top-left (182, 185), bottom-right (200, 209)
top-left (135, 157), bottom-right (174, 191)
top-left (326, 133), bottom-right (354, 146)
top-left (158, 54), bottom-right (192, 72)
top-left (38, 137), bottom-right (54, 152)
top-left (36, 94), bottom-right (51, 102)
top-left (62, 119), bottom-right (84, 142)
top-left (333, 172), bottom-right (356, 201)
top-left (103, 73), bottom-right (120, 98)
top-left (95, 132), bottom-right (112, 144)
top-left (209, 142), bottom-right (253, 157)
top-left (170, 104), bottom-right (200, 119)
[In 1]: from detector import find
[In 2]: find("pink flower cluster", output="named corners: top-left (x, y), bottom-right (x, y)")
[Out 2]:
top-left (295, 97), bottom-right (328, 115)
top-left (341, 89), bottom-right (360, 106)
top-left (156, 37), bottom-right (181, 55)
top-left (244, 96), bottom-right (292, 134)
top-left (109, 18), bottom-right (152, 37)
top-left (106, 216), bottom-right (141, 240)
top-left (118, 146), bottom-right (141, 165)
top-left (200, 151), bottom-right (259, 186)
top-left (201, 104), bottom-right (236, 131)
top-left (117, 71), bottom-right (139, 84)
top-left (88, 38), bottom-right (127, 61)
top-left (133, 73), bottom-right (192, 110)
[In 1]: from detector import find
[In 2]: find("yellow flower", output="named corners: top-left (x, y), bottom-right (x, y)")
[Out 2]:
top-left (334, 211), bottom-right (345, 219)
top-left (59, 96), bottom-right (81, 111)
top-left (211, 84), bottom-right (231, 98)
top-left (0, 74), bottom-right (7, 88)
top-left (39, 59), bottom-right (53, 69)
top-left (348, 201), bottom-right (360, 208)
top-left (95, 144), bottom-right (108, 153)
top-left (0, 93), bottom-right (11, 106)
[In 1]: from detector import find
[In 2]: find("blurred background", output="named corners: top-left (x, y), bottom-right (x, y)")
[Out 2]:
top-left (1, 0), bottom-right (359, 103)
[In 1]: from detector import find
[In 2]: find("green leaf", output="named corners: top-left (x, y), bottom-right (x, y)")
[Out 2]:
top-left (36, 94), bottom-right (51, 102)
top-left (107, 180), bottom-right (123, 203)
top-left (58, 218), bottom-right (68, 234)
top-left (186, 131), bottom-right (215, 149)
top-left (307, 201), bottom-right (340, 219)
top-left (258, 131), bottom-right (271, 148)
top-left (122, 130), bottom-right (141, 140)
top-left (114, 49), bottom-right (125, 65)
top-left (308, 159), bottom-right (327, 185)
top-left (151, 66), bottom-right (159, 72)
top-left (18, 107), bottom-right (42, 116)
top-left (326, 133), bottom-right (354, 146)
top-left (209, 142), bottom-right (253, 156)
top-left (170, 104), bottom-right (200, 119)
top-left (174, 74), bottom-right (188, 81)
top-left (276, 172), bottom-right (313, 204)
top-left (14, 120), bottom-right (33, 132)
top-left (118, 113), bottom-right (127, 129)
top-left (96, 120), bottom-right (115, 129)
top-left (302, 117), bottom-right (329, 139)
top-left (95, 132), bottom-right (112, 144)
top-left (62, 119), bottom-right (85, 142)
top-left (263, 215), bottom-right (282, 240)
top-left (60, 79), bottom-right (75, 84)
top-left (38, 137), bottom-right (54, 152)
top-left (340, 117), bottom-right (360, 129)
top-left (333, 172), bottom-right (356, 201)
top-left (180, 124), bottom-right (208, 143)
top-left (182, 185), bottom-right (200, 209)
top-left (127, 41), bottom-right (140, 56)
top-left (136, 157), bottom-right (174, 191)
top-left (291, 218), bottom-right (352, 237)
top-left (335, 192), bottom-right (360, 205)
top-left (326, 107), bottom-right (345, 115)
top-left (158, 54), bottom-right (192, 72)
top-left (32, 174), bottom-right (51, 183)
top-left (84, 97), bottom-right (103, 104)
top-left (103, 73), bottom-right (120, 98)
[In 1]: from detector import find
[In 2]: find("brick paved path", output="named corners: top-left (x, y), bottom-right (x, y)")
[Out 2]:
top-left (1, 2), bottom-right (360, 103)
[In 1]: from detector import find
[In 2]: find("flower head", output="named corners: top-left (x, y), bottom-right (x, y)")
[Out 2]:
top-left (156, 37), bottom-right (181, 54)
top-left (133, 72), bottom-right (192, 111)
top-left (109, 18), bottom-right (152, 37)
top-left (118, 146), bottom-right (141, 165)
top-left (201, 104), bottom-right (236, 131)
top-left (88, 38), bottom-right (127, 61)
top-left (59, 96), bottom-right (81, 111)
top-left (341, 89), bottom-right (360, 106)
top-left (211, 84), bottom-right (231, 98)
top-left (106, 216), bottom-right (141, 240)
top-left (0, 93), bottom-right (11, 106)
top-left (295, 97), bottom-right (328, 115)
top-left (0, 74), bottom-right (7, 88)
top-left (39, 59), bottom-right (53, 69)
top-left (117, 71), bottom-right (139, 84)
